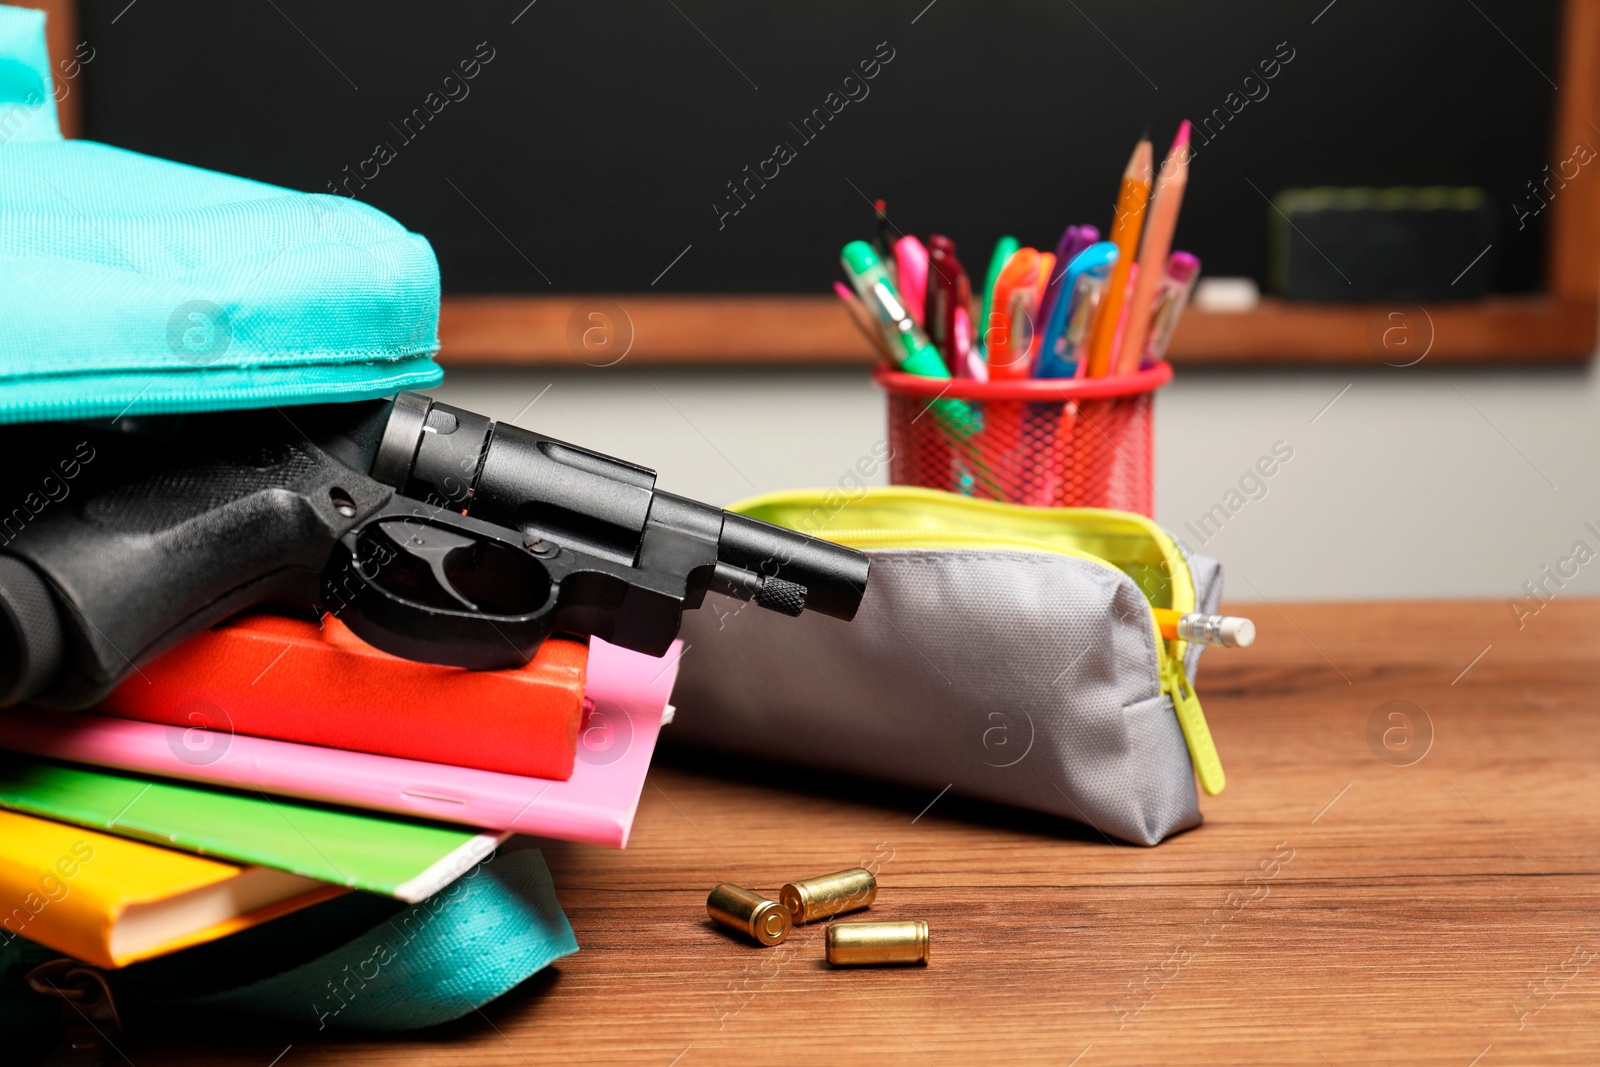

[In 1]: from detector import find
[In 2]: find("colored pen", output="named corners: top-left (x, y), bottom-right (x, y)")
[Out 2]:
top-left (840, 241), bottom-right (947, 378)
top-left (843, 240), bottom-right (986, 451)
top-left (1057, 269), bottom-right (1110, 377)
top-left (977, 248), bottom-right (1048, 500)
top-left (1085, 135), bottom-right (1153, 377)
top-left (894, 236), bottom-right (930, 326)
top-left (1116, 122), bottom-right (1191, 375)
top-left (985, 248), bottom-right (1043, 379)
top-left (925, 235), bottom-right (972, 375)
top-left (872, 199), bottom-right (894, 273)
top-left (978, 235), bottom-right (1020, 358)
top-left (1037, 225), bottom-right (1099, 341)
top-left (1143, 252), bottom-right (1201, 365)
top-left (1034, 242), bottom-right (1118, 379)
top-left (1037, 251), bottom-right (1114, 504)
top-left (845, 248), bottom-right (992, 513)
top-left (1049, 254), bottom-right (1119, 504)
top-left (833, 280), bottom-right (895, 362)
top-left (1041, 260), bottom-right (1115, 505)
top-left (952, 306), bottom-right (984, 380)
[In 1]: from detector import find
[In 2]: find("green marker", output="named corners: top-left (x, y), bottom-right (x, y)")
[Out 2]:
top-left (978, 235), bottom-right (1020, 359)
top-left (841, 241), bottom-right (983, 446)
top-left (840, 241), bottom-right (949, 378)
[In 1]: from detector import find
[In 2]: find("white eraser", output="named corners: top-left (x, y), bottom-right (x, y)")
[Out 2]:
top-left (1222, 618), bottom-right (1256, 648)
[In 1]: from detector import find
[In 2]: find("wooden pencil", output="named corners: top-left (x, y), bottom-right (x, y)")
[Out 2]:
top-left (1084, 136), bottom-right (1153, 378)
top-left (1115, 122), bottom-right (1191, 374)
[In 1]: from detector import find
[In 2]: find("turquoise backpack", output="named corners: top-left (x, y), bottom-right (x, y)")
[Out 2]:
top-left (0, 4), bottom-right (443, 425)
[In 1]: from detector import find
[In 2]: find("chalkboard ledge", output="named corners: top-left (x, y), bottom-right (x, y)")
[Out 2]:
top-left (435, 294), bottom-right (1598, 369)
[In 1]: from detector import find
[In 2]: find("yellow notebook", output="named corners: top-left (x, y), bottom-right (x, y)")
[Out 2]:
top-left (0, 810), bottom-right (344, 968)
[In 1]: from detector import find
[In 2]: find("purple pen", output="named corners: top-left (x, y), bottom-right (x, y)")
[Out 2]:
top-left (1037, 225), bottom-right (1099, 340)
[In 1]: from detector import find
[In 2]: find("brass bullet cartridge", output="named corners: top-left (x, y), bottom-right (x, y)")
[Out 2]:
top-left (825, 920), bottom-right (930, 966)
top-left (706, 883), bottom-right (791, 946)
top-left (781, 866), bottom-right (877, 924)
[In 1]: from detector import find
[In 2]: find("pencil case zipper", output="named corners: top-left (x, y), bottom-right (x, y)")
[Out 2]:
top-left (729, 487), bottom-right (1225, 795)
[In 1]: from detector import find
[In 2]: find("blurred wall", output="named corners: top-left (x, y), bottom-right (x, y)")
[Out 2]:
top-left (430, 359), bottom-right (1600, 604)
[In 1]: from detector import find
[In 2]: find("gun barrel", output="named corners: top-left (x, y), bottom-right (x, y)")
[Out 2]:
top-left (717, 512), bottom-right (869, 622)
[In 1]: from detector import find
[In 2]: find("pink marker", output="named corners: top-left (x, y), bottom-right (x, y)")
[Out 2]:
top-left (953, 306), bottom-right (986, 380)
top-left (1142, 253), bottom-right (1201, 365)
top-left (894, 236), bottom-right (930, 325)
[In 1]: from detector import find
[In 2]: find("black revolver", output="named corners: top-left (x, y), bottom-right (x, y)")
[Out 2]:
top-left (0, 392), bottom-right (869, 710)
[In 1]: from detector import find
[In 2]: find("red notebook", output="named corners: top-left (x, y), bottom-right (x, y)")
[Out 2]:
top-left (97, 614), bottom-right (587, 780)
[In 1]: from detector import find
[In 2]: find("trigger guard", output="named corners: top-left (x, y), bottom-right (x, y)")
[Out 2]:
top-left (319, 512), bottom-right (563, 671)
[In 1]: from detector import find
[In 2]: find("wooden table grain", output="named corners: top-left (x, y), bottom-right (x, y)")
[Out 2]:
top-left (127, 600), bottom-right (1600, 1065)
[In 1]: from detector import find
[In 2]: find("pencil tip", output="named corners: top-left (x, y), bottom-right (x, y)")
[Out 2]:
top-left (1174, 120), bottom-right (1191, 149)
top-left (873, 198), bottom-right (887, 214)
top-left (1139, 122), bottom-right (1151, 143)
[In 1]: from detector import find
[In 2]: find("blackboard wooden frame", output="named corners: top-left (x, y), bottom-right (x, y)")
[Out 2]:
top-left (28, 0), bottom-right (1600, 367)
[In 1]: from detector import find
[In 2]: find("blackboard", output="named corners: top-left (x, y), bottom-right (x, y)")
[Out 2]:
top-left (78, 0), bottom-right (1561, 295)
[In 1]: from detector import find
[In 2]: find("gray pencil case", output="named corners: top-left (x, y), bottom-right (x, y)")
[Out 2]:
top-left (672, 487), bottom-right (1227, 846)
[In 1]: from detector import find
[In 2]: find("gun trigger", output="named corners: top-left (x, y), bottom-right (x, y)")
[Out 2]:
top-left (385, 522), bottom-right (480, 611)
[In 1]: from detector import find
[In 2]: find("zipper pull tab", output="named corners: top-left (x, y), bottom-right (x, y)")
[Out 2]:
top-left (1164, 654), bottom-right (1226, 796)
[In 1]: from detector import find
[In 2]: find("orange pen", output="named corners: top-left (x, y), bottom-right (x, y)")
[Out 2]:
top-left (977, 248), bottom-right (1041, 501)
top-left (1085, 136), bottom-right (1153, 378)
top-left (985, 248), bottom-right (1042, 380)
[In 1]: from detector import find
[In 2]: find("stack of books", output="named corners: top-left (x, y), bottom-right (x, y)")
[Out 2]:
top-left (0, 612), bottom-right (678, 973)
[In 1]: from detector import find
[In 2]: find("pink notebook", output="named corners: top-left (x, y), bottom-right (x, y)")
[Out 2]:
top-left (0, 639), bottom-right (682, 849)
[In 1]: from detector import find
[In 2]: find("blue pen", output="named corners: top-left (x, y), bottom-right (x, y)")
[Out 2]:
top-left (1034, 242), bottom-right (1118, 378)
top-left (1036, 225), bottom-right (1099, 341)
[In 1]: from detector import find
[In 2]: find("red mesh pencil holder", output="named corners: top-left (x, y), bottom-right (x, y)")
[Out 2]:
top-left (873, 361), bottom-right (1172, 515)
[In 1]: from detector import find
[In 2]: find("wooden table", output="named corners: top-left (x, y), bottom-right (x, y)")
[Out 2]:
top-left (130, 600), bottom-right (1600, 1065)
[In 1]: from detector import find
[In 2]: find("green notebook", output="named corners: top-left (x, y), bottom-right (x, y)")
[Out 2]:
top-left (0, 754), bottom-right (504, 903)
